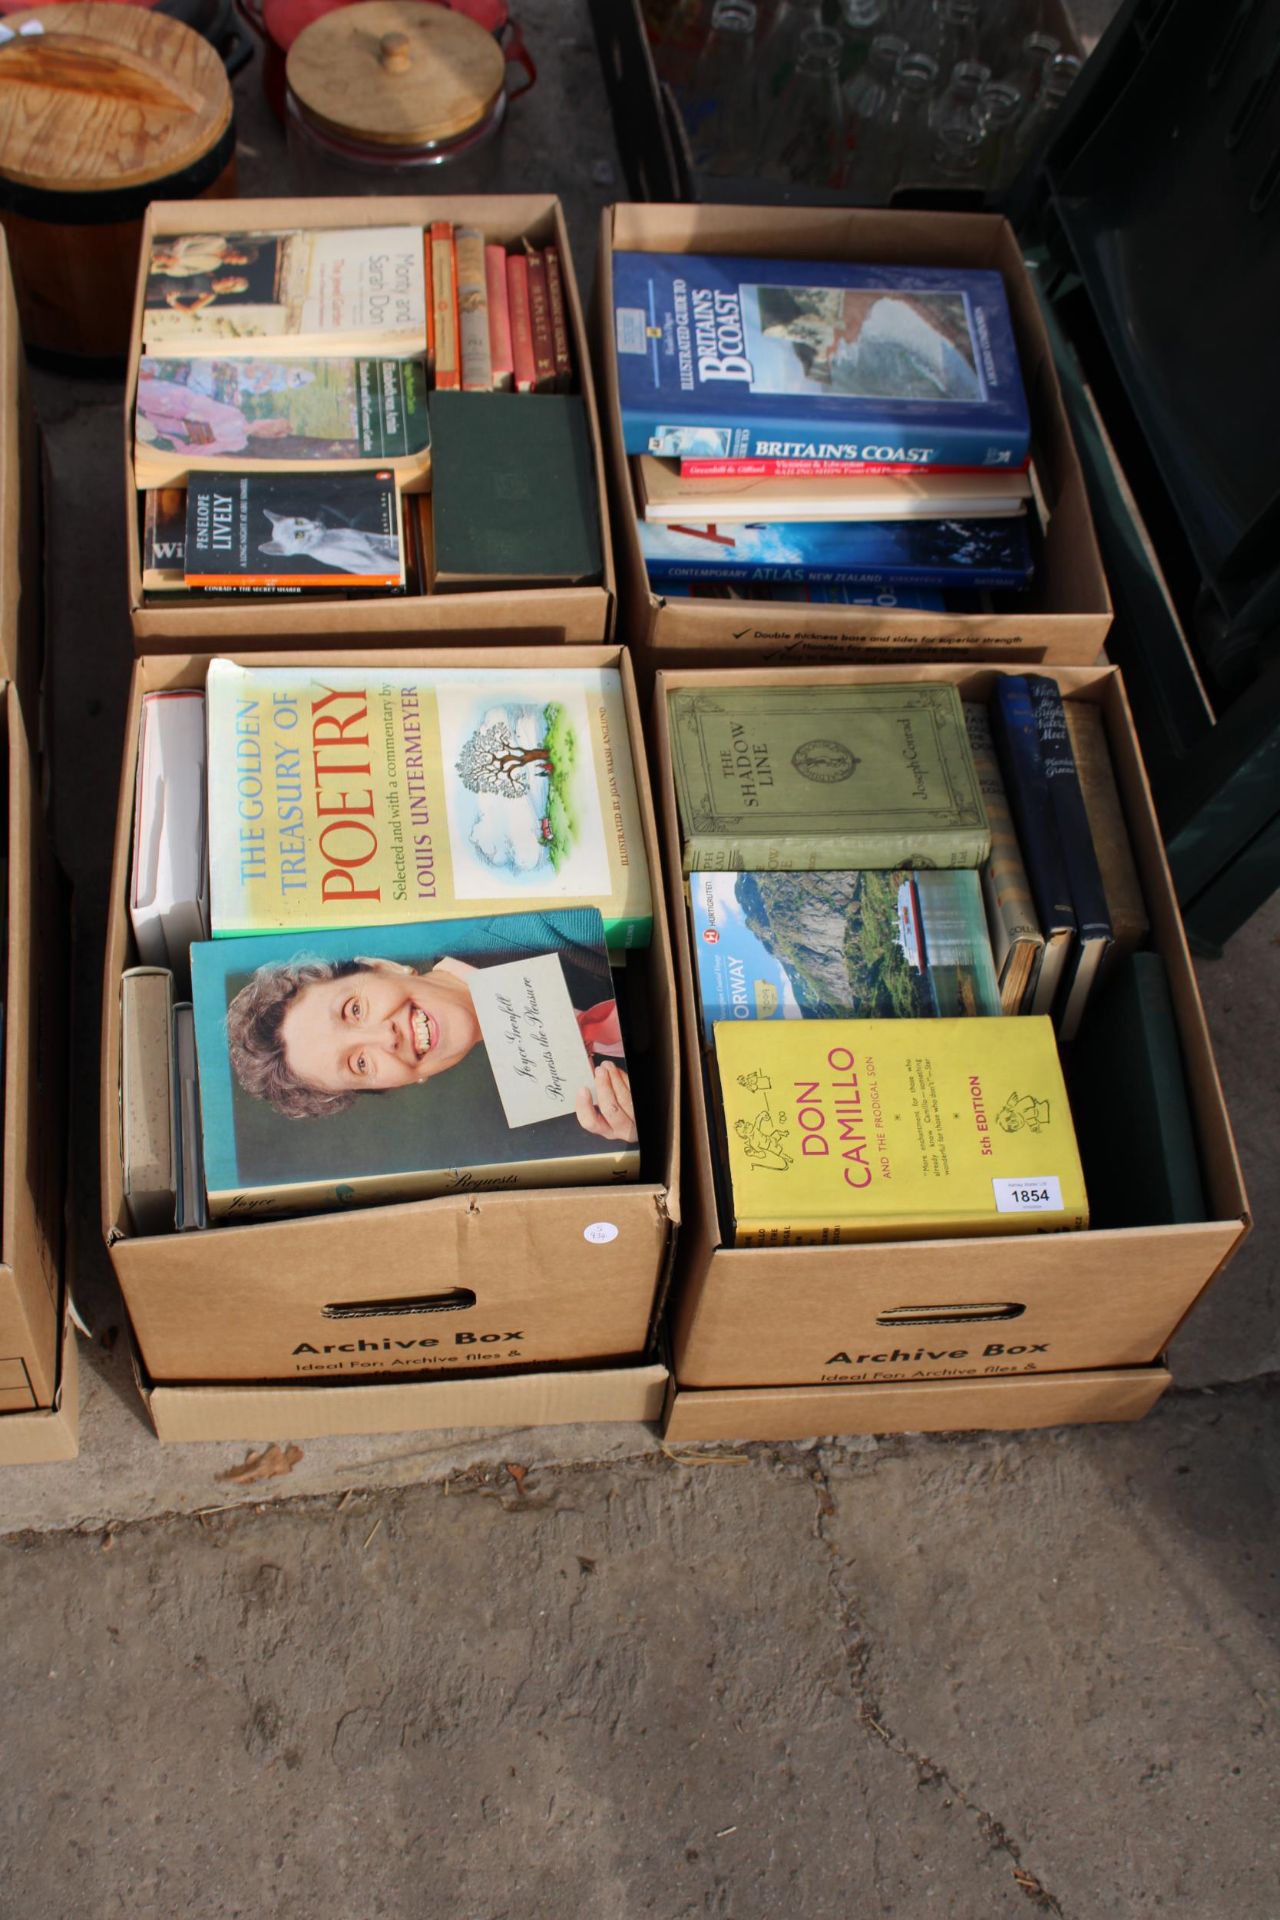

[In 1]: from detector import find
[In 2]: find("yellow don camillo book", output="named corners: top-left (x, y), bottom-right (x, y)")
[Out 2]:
top-left (714, 1016), bottom-right (1087, 1245)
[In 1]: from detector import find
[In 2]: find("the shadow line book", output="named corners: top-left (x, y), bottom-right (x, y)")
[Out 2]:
top-left (989, 676), bottom-right (1075, 1017)
top-left (1027, 676), bottom-right (1112, 1042)
top-left (191, 908), bottom-right (638, 1221)
top-left (669, 683), bottom-right (990, 873)
top-left (205, 661), bottom-right (651, 952)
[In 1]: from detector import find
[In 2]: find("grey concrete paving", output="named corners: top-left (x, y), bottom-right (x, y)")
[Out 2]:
top-left (1, 3), bottom-right (1277, 1910)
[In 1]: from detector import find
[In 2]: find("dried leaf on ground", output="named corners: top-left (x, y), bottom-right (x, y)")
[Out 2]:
top-left (505, 1462), bottom-right (529, 1494)
top-left (217, 1443), bottom-right (304, 1486)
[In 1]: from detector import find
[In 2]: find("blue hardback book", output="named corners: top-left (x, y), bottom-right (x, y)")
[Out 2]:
top-left (662, 583), bottom-right (947, 608)
top-left (612, 254), bottom-right (1031, 469)
top-left (989, 677), bottom-right (1076, 1017)
top-left (638, 515), bottom-right (1033, 590)
top-left (1026, 676), bottom-right (1113, 1040)
top-left (689, 869), bottom-right (1002, 1045)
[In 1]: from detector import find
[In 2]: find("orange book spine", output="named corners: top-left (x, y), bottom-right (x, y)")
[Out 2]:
top-left (505, 251), bottom-right (536, 394)
top-left (430, 221), bottom-right (459, 390)
top-left (485, 243), bottom-right (514, 391)
top-left (424, 230), bottom-right (435, 373)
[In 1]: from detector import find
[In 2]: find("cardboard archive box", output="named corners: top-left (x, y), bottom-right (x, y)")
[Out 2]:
top-left (0, 228), bottom-right (42, 730)
top-left (0, 681), bottom-right (75, 1459)
top-left (102, 645), bottom-right (681, 1415)
top-left (654, 663), bottom-right (1250, 1414)
top-left (595, 204), bottom-right (1113, 673)
top-left (127, 196), bottom-right (615, 649)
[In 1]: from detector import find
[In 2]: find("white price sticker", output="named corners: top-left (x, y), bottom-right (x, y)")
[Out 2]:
top-left (583, 1221), bottom-right (619, 1245)
top-left (993, 1177), bottom-right (1063, 1214)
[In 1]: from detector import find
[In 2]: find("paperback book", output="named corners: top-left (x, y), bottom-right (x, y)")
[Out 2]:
top-left (689, 868), bottom-right (1001, 1044)
top-left (191, 908), bottom-right (639, 1221)
top-left (184, 470), bottom-right (404, 591)
top-left (135, 355), bottom-right (430, 490)
top-left (713, 1014), bottom-right (1087, 1245)
top-left (142, 228), bottom-right (427, 357)
top-left (669, 682), bottom-right (990, 872)
top-left (142, 487), bottom-right (188, 592)
top-left (637, 515), bottom-right (1033, 590)
top-left (613, 253), bottom-right (1030, 467)
top-left (205, 661), bottom-right (652, 951)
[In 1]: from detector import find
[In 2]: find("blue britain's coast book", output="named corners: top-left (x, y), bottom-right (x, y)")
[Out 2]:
top-left (638, 514), bottom-right (1033, 590)
top-left (612, 254), bottom-right (1031, 469)
top-left (689, 870), bottom-right (1002, 1045)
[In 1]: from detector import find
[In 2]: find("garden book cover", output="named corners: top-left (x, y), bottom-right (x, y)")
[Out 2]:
top-left (205, 661), bottom-right (651, 952)
top-left (612, 254), bottom-right (1030, 468)
top-left (689, 869), bottom-right (1002, 1044)
top-left (713, 1015), bottom-right (1087, 1246)
top-left (191, 908), bottom-right (639, 1221)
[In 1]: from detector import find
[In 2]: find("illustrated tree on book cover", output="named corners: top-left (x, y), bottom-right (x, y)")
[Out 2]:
top-left (455, 701), bottom-right (580, 874)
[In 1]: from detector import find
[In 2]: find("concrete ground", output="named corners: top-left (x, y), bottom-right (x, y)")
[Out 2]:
top-left (2, 2), bottom-right (1278, 1911)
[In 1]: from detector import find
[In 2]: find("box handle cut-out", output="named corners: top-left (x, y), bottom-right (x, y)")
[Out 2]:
top-left (322, 1290), bottom-right (478, 1321)
top-left (876, 1302), bottom-right (1026, 1327)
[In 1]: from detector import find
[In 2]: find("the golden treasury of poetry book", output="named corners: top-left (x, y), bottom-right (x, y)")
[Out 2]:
top-left (714, 1016), bottom-right (1087, 1246)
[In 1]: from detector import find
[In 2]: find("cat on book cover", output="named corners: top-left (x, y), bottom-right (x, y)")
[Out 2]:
top-left (219, 913), bottom-right (635, 1184)
top-left (257, 509), bottom-right (399, 577)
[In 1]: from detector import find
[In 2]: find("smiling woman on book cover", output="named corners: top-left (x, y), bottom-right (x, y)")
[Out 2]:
top-left (191, 908), bottom-right (638, 1219)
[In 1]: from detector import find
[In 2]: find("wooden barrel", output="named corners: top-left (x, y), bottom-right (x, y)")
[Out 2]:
top-left (0, 5), bottom-right (236, 360)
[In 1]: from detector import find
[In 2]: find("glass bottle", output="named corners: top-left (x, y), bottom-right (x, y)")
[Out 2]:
top-left (1010, 29), bottom-right (1059, 101)
top-left (929, 56), bottom-right (989, 128)
top-left (933, 0), bottom-right (978, 78)
top-left (687, 0), bottom-right (760, 173)
top-left (838, 0), bottom-right (886, 81)
top-left (1010, 50), bottom-right (1080, 162)
top-left (755, 0), bottom-right (823, 107)
top-left (761, 24), bottom-right (848, 186)
top-left (929, 115), bottom-right (988, 186)
top-left (975, 76), bottom-right (1026, 190)
top-left (889, 0), bottom-right (938, 56)
top-left (887, 48), bottom-right (940, 192)
top-left (842, 28), bottom-right (907, 195)
top-left (652, 0), bottom-right (714, 97)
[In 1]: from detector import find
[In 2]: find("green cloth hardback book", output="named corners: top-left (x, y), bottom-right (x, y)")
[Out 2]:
top-left (427, 391), bottom-right (603, 589)
top-left (669, 683), bottom-right (990, 873)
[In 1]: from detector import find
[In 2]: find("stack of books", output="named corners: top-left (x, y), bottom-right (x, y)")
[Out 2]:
top-left (613, 253), bottom-right (1039, 605)
top-left (666, 676), bottom-right (1199, 1246)
top-left (136, 225), bottom-right (601, 602)
top-left (122, 663), bottom-right (654, 1233)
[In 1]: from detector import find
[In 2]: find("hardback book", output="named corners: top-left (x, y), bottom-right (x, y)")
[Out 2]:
top-left (1026, 676), bottom-right (1112, 1042)
top-left (637, 515), bottom-right (1034, 590)
top-left (689, 868), bottom-right (1001, 1044)
top-left (680, 455), bottom-right (1029, 480)
top-left (612, 253), bottom-right (1030, 468)
top-left (1063, 700), bottom-right (1149, 972)
top-left (121, 965), bottom-right (177, 1236)
top-left (962, 700), bottom-right (1043, 1013)
top-left (669, 682), bottom-right (990, 873)
top-left (544, 245), bottom-right (573, 390)
top-left (427, 391), bottom-right (602, 590)
top-left (1066, 952), bottom-right (1205, 1229)
top-left (141, 228), bottom-right (427, 358)
top-left (430, 222), bottom-right (460, 391)
top-left (130, 689), bottom-right (209, 977)
top-left (486, 243), bottom-right (515, 391)
top-left (662, 582), bottom-right (945, 609)
top-left (205, 660), bottom-right (652, 950)
top-left (424, 228), bottom-right (435, 374)
top-left (183, 470), bottom-right (404, 592)
top-left (191, 907), bottom-right (639, 1221)
top-left (635, 456), bottom-right (1033, 523)
top-left (455, 227), bottom-right (493, 392)
top-left (506, 252), bottom-right (536, 393)
top-left (524, 246), bottom-right (557, 392)
top-left (134, 356), bottom-right (431, 491)
top-left (173, 1002), bottom-right (208, 1232)
top-left (989, 677), bottom-right (1075, 1018)
top-left (713, 1014), bottom-right (1087, 1245)
top-left (142, 486), bottom-right (188, 592)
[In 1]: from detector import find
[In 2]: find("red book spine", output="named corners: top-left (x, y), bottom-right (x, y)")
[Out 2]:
top-left (505, 252), bottom-right (536, 394)
top-left (543, 245), bottom-right (572, 391)
top-left (679, 458), bottom-right (1030, 479)
top-left (523, 247), bottom-right (556, 392)
top-left (430, 221), bottom-right (459, 391)
top-left (485, 243), bottom-right (514, 391)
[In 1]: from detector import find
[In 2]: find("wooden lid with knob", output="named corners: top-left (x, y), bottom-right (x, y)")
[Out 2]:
top-left (287, 0), bottom-right (505, 149)
top-left (0, 4), bottom-right (232, 194)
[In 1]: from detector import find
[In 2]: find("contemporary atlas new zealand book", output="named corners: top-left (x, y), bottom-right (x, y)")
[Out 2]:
top-left (192, 908), bottom-right (639, 1220)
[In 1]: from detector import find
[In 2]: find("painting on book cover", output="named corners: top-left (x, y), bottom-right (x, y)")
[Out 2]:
top-left (193, 911), bottom-right (635, 1199)
top-left (437, 688), bottom-right (613, 903)
top-left (145, 234), bottom-right (284, 315)
top-left (738, 285), bottom-right (985, 405)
